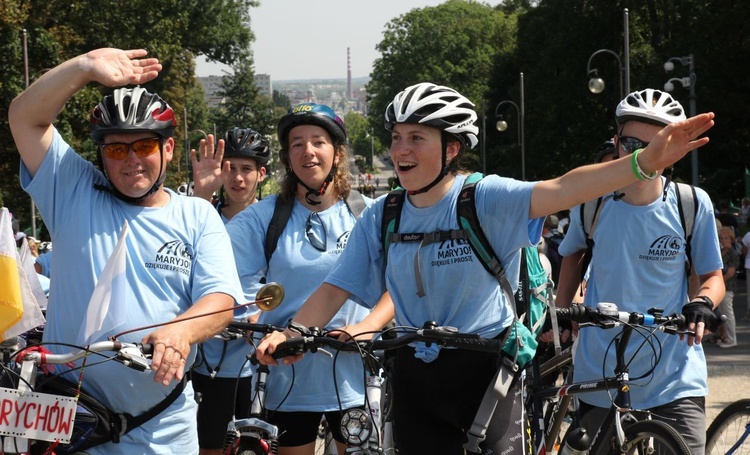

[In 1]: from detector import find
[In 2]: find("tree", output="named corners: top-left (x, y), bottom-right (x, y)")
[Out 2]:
top-left (367, 0), bottom-right (518, 171)
top-left (344, 111), bottom-right (382, 169)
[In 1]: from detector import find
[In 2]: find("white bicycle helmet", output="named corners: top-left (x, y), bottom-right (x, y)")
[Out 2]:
top-left (615, 88), bottom-right (686, 127)
top-left (385, 82), bottom-right (479, 149)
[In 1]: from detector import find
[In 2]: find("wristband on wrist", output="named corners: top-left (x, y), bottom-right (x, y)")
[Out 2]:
top-left (631, 148), bottom-right (657, 181)
top-left (690, 295), bottom-right (715, 309)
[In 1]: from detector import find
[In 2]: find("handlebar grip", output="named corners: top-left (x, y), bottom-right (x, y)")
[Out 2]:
top-left (139, 343), bottom-right (154, 355)
top-left (556, 305), bottom-right (591, 322)
top-left (228, 321), bottom-right (285, 333)
top-left (271, 338), bottom-right (306, 359)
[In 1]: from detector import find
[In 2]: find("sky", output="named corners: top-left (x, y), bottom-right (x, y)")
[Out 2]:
top-left (195, 0), bottom-right (446, 81)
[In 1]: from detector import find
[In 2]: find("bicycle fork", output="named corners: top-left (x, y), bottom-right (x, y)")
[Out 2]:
top-left (223, 364), bottom-right (279, 455)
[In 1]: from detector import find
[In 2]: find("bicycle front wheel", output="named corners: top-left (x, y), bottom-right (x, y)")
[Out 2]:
top-left (706, 398), bottom-right (750, 455)
top-left (617, 420), bottom-right (692, 455)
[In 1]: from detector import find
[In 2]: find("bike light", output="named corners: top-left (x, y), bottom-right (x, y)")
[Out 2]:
top-left (340, 408), bottom-right (373, 446)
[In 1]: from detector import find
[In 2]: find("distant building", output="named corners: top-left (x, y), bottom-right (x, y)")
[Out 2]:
top-left (255, 74), bottom-right (272, 97)
top-left (197, 74), bottom-right (274, 107)
top-left (197, 76), bottom-right (225, 108)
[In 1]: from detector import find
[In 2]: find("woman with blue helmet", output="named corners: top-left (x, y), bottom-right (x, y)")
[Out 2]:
top-left (226, 102), bottom-right (394, 454)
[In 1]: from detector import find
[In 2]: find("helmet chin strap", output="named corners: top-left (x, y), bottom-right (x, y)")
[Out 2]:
top-left (407, 136), bottom-right (449, 196)
top-left (295, 165), bottom-right (336, 206)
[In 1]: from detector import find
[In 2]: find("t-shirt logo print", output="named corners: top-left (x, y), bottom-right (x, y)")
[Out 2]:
top-left (638, 234), bottom-right (683, 263)
top-left (146, 240), bottom-right (195, 276)
top-left (334, 231), bottom-right (351, 253)
top-left (431, 238), bottom-right (474, 268)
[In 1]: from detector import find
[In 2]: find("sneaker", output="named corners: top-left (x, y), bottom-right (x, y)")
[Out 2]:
top-left (718, 340), bottom-right (738, 348)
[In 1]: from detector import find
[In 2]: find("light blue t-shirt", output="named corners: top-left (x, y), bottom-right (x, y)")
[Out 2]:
top-left (326, 174), bottom-right (542, 338)
top-left (227, 194), bottom-right (374, 411)
top-left (559, 179), bottom-right (722, 409)
top-left (20, 128), bottom-right (244, 455)
top-left (35, 250), bottom-right (52, 277)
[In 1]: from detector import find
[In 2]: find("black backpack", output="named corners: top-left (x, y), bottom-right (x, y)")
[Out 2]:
top-left (544, 229), bottom-right (565, 288)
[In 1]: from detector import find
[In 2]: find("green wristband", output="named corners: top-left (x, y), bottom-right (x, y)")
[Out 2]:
top-left (631, 148), bottom-right (657, 181)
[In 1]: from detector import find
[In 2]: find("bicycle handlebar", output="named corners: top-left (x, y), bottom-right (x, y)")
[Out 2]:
top-left (271, 322), bottom-right (504, 360)
top-left (17, 341), bottom-right (154, 372)
top-left (556, 304), bottom-right (689, 334)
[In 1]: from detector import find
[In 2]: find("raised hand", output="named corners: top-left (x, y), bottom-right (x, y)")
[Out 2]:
top-left (638, 112), bottom-right (715, 174)
top-left (191, 134), bottom-right (230, 201)
top-left (81, 48), bottom-right (162, 87)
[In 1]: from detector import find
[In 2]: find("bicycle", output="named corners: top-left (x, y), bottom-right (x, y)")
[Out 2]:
top-left (269, 321), bottom-right (511, 454)
top-left (529, 303), bottom-right (695, 455)
top-left (0, 338), bottom-right (154, 455)
top-left (705, 398), bottom-right (750, 454)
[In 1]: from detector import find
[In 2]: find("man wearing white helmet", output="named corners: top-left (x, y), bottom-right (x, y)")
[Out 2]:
top-left (554, 88), bottom-right (724, 454)
top-left (8, 48), bottom-right (244, 454)
top-left (257, 83), bottom-right (715, 454)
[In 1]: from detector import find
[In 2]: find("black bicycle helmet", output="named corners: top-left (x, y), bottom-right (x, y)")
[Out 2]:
top-left (224, 127), bottom-right (271, 166)
top-left (594, 139), bottom-right (616, 163)
top-left (277, 102), bottom-right (347, 150)
top-left (89, 87), bottom-right (176, 204)
top-left (89, 86), bottom-right (176, 143)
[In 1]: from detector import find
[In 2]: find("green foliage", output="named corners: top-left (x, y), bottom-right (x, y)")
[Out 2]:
top-left (367, 0), bottom-right (517, 167)
top-left (343, 112), bottom-right (382, 165)
top-left (273, 90), bottom-right (291, 108)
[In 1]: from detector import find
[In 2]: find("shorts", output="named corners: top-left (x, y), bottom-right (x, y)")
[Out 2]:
top-left (192, 372), bottom-right (253, 450)
top-left (267, 408), bottom-right (362, 447)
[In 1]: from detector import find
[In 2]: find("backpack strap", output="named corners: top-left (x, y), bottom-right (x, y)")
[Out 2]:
top-left (118, 376), bottom-right (187, 439)
top-left (578, 195), bottom-right (612, 290)
top-left (675, 182), bottom-right (698, 277)
top-left (265, 197), bottom-right (294, 266)
top-left (381, 187), bottom-right (408, 266)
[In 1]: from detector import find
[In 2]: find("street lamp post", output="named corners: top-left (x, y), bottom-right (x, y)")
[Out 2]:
top-left (495, 72), bottom-right (525, 180)
top-left (664, 54), bottom-right (698, 185)
top-left (585, 8), bottom-right (630, 98)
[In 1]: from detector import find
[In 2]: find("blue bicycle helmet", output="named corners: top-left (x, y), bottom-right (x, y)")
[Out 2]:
top-left (277, 103), bottom-right (347, 150)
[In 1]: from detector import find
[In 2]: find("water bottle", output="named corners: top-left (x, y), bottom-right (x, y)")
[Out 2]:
top-left (560, 427), bottom-right (591, 455)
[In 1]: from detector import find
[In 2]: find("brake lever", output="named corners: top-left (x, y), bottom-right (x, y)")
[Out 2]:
top-left (117, 345), bottom-right (151, 372)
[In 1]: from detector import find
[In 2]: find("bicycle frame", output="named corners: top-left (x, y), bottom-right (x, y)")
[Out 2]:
top-left (529, 306), bottom-right (689, 454)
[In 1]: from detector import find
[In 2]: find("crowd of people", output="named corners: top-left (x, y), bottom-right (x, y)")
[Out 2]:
top-left (6, 46), bottom-right (745, 455)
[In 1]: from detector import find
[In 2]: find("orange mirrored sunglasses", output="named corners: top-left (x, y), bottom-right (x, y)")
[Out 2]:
top-left (100, 137), bottom-right (162, 160)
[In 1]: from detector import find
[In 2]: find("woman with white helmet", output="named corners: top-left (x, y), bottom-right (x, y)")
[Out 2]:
top-left (257, 83), bottom-right (715, 454)
top-left (552, 88), bottom-right (725, 455)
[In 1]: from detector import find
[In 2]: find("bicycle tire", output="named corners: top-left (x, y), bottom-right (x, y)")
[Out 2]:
top-left (706, 398), bottom-right (750, 455)
top-left (591, 420), bottom-right (692, 455)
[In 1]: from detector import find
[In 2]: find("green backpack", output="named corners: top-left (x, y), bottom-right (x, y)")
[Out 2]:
top-left (381, 172), bottom-right (552, 368)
